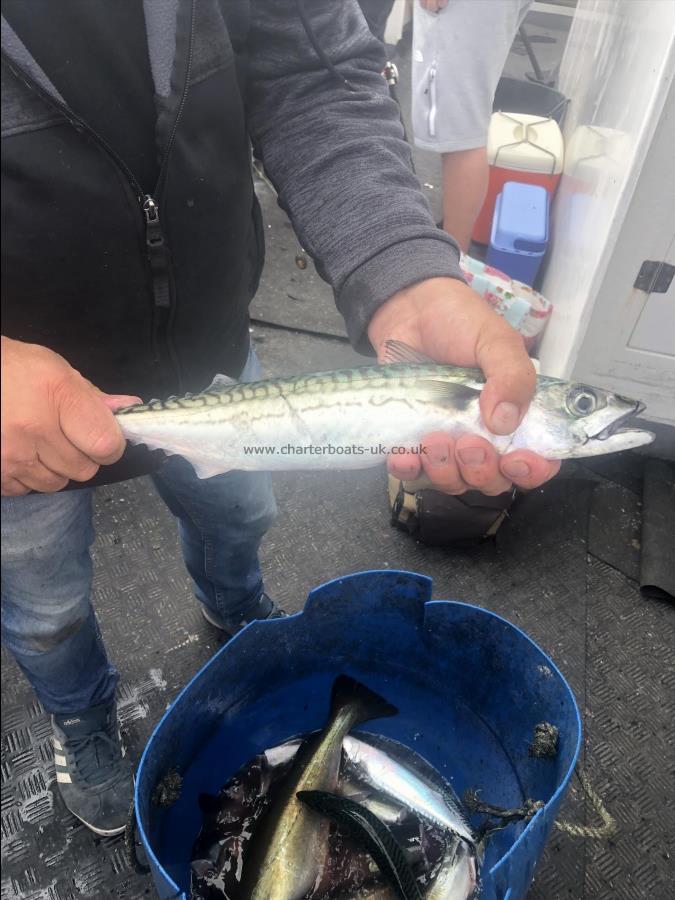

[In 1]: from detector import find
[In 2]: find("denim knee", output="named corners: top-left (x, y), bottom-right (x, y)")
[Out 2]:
top-left (1, 489), bottom-right (94, 654)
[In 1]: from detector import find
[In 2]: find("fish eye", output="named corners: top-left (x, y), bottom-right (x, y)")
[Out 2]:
top-left (567, 388), bottom-right (598, 417)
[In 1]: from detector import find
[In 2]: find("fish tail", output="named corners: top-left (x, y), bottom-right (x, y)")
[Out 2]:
top-left (330, 675), bottom-right (398, 725)
top-left (297, 791), bottom-right (421, 900)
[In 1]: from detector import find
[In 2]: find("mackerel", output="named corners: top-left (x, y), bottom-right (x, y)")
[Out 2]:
top-left (115, 341), bottom-right (654, 478)
top-left (342, 735), bottom-right (474, 845)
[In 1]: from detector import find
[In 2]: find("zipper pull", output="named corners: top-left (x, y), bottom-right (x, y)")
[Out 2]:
top-left (143, 194), bottom-right (159, 226)
top-left (142, 195), bottom-right (171, 309)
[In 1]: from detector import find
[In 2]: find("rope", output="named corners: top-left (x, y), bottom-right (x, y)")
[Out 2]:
top-left (554, 766), bottom-right (617, 840)
top-left (465, 764), bottom-right (616, 843)
top-left (464, 790), bottom-right (544, 842)
top-left (464, 792), bottom-right (544, 824)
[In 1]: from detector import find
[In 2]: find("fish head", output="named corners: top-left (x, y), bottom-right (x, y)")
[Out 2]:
top-left (519, 379), bottom-right (655, 458)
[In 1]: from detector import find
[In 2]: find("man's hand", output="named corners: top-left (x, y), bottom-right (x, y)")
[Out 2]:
top-left (1, 337), bottom-right (140, 496)
top-left (367, 278), bottom-right (561, 496)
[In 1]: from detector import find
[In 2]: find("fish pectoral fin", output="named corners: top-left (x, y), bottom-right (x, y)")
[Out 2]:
top-left (382, 340), bottom-right (439, 365)
top-left (206, 372), bottom-right (238, 391)
top-left (418, 380), bottom-right (482, 409)
top-left (121, 432), bottom-right (169, 455)
top-left (188, 456), bottom-right (233, 479)
top-left (121, 435), bottom-right (232, 479)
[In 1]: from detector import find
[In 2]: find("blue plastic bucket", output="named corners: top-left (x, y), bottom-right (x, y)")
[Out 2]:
top-left (135, 570), bottom-right (581, 900)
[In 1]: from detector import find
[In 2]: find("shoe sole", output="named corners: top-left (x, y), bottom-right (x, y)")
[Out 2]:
top-left (60, 771), bottom-right (136, 837)
top-left (200, 604), bottom-right (233, 635)
top-left (200, 602), bottom-right (287, 635)
top-left (65, 806), bottom-right (127, 836)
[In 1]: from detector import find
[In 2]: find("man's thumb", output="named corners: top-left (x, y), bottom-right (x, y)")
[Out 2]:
top-left (476, 332), bottom-right (536, 435)
top-left (58, 382), bottom-right (128, 464)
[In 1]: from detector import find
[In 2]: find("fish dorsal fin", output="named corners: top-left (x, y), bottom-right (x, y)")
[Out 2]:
top-left (383, 341), bottom-right (486, 389)
top-left (382, 340), bottom-right (438, 366)
top-left (418, 380), bottom-right (482, 409)
top-left (206, 372), bottom-right (238, 391)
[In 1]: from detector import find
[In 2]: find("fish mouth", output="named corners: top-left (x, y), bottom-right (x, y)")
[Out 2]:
top-left (589, 402), bottom-right (647, 441)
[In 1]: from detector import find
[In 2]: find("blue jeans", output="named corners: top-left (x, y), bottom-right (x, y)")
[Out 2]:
top-left (0, 349), bottom-right (276, 714)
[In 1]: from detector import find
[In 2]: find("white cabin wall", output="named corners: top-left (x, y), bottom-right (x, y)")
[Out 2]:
top-left (569, 76), bottom-right (675, 425)
top-left (538, 0), bottom-right (675, 392)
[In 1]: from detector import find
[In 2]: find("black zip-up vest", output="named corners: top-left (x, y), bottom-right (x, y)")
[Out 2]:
top-left (1, 0), bottom-right (264, 408)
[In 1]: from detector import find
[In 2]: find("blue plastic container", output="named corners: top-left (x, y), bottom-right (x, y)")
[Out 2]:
top-left (135, 571), bottom-right (581, 900)
top-left (487, 182), bottom-right (550, 286)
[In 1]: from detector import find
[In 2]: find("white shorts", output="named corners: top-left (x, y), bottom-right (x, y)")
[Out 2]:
top-left (412, 0), bottom-right (533, 153)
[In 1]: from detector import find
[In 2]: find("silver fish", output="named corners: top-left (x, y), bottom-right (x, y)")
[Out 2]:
top-left (239, 676), bottom-right (397, 900)
top-left (115, 341), bottom-right (654, 479)
top-left (425, 835), bottom-right (478, 900)
top-left (342, 735), bottom-right (474, 846)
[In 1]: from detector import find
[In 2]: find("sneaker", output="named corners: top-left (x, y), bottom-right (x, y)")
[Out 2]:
top-left (52, 701), bottom-right (133, 836)
top-left (200, 592), bottom-right (287, 637)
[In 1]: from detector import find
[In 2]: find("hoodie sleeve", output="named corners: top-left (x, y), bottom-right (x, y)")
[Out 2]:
top-left (244, 0), bottom-right (465, 354)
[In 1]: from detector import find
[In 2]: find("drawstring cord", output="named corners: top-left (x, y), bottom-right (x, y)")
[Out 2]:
top-left (295, 0), bottom-right (357, 91)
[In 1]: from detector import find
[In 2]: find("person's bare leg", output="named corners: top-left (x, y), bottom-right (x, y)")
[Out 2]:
top-left (440, 147), bottom-right (489, 252)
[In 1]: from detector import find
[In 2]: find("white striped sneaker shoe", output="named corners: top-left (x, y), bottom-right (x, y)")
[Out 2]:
top-left (51, 700), bottom-right (133, 836)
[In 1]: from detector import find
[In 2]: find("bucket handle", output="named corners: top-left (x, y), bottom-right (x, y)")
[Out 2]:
top-left (125, 797), bottom-right (151, 875)
top-left (125, 798), bottom-right (186, 898)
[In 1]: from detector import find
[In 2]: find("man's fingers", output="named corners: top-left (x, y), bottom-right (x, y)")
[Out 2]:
top-left (1, 476), bottom-right (31, 496)
top-left (100, 394), bottom-right (143, 412)
top-left (1, 433), bottom-right (100, 491)
top-left (388, 433), bottom-right (559, 497)
top-left (12, 458), bottom-right (68, 493)
top-left (454, 435), bottom-right (513, 495)
top-left (419, 434), bottom-right (466, 494)
top-left (37, 440), bottom-right (100, 484)
top-left (387, 449), bottom-right (422, 482)
top-left (475, 325), bottom-right (537, 436)
top-left (501, 452), bottom-right (561, 490)
top-left (56, 380), bottom-right (126, 465)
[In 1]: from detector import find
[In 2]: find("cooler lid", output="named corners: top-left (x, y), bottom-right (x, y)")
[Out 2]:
top-left (491, 182), bottom-right (549, 254)
top-left (488, 111), bottom-right (564, 174)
